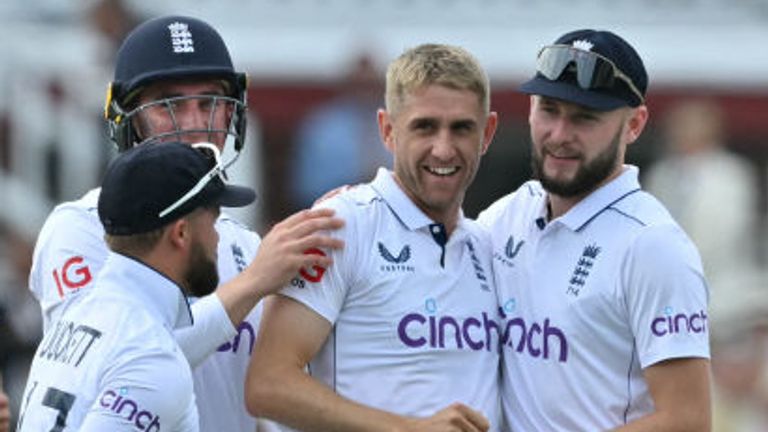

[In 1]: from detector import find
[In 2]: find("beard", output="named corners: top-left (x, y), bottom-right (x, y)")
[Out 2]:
top-left (184, 238), bottom-right (219, 297)
top-left (531, 126), bottom-right (622, 198)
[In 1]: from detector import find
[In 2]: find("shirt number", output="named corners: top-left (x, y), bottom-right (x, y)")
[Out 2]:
top-left (18, 383), bottom-right (76, 432)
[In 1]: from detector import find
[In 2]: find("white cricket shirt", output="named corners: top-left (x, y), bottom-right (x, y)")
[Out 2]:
top-left (28, 187), bottom-right (262, 432)
top-left (282, 168), bottom-right (502, 429)
top-left (477, 165), bottom-right (710, 431)
top-left (18, 252), bottom-right (198, 431)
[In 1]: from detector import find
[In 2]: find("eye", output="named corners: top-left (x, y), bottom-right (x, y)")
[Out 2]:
top-left (451, 121), bottom-right (476, 134)
top-left (572, 112), bottom-right (600, 123)
top-left (537, 101), bottom-right (558, 115)
top-left (162, 97), bottom-right (184, 113)
top-left (411, 119), bottom-right (436, 133)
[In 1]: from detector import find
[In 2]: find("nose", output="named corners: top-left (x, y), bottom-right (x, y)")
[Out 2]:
top-left (547, 117), bottom-right (574, 144)
top-left (430, 128), bottom-right (457, 161)
top-left (176, 102), bottom-right (209, 131)
top-left (175, 101), bottom-right (217, 144)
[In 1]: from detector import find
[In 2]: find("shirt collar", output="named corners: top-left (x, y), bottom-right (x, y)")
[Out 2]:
top-left (100, 252), bottom-right (194, 329)
top-left (370, 168), bottom-right (432, 230)
top-left (553, 165), bottom-right (642, 232)
top-left (370, 168), bottom-right (469, 235)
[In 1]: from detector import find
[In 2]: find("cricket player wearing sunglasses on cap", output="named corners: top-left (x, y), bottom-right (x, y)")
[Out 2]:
top-left (27, 15), bottom-right (342, 432)
top-left (477, 29), bottom-right (711, 431)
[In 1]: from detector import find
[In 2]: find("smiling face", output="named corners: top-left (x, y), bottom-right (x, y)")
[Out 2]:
top-left (379, 84), bottom-right (496, 230)
top-left (529, 95), bottom-right (647, 204)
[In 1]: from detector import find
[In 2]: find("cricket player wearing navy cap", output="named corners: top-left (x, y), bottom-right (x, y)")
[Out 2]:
top-left (478, 29), bottom-right (711, 430)
top-left (18, 142), bottom-right (256, 431)
top-left (27, 15), bottom-right (342, 432)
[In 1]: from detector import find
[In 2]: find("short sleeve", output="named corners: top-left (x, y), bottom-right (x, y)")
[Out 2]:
top-left (623, 224), bottom-right (710, 368)
top-left (279, 198), bottom-right (357, 325)
top-left (29, 204), bottom-right (109, 332)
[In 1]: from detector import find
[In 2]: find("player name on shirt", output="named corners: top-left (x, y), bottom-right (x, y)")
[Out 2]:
top-left (37, 319), bottom-right (102, 367)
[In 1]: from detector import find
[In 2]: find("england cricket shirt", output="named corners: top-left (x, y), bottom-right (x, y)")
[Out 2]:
top-left (18, 252), bottom-right (198, 431)
top-left (478, 165), bottom-right (710, 431)
top-left (28, 187), bottom-right (262, 432)
top-left (281, 168), bottom-right (502, 429)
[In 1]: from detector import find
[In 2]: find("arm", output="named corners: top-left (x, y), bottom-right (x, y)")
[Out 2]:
top-left (29, 204), bottom-right (108, 332)
top-left (176, 208), bottom-right (345, 366)
top-left (0, 375), bottom-right (9, 432)
top-left (619, 225), bottom-right (712, 431)
top-left (246, 295), bottom-right (489, 432)
top-left (80, 345), bottom-right (198, 431)
top-left (613, 358), bottom-right (711, 432)
top-left (216, 207), bottom-right (344, 326)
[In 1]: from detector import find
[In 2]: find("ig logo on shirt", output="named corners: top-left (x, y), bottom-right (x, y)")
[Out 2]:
top-left (291, 248), bottom-right (327, 288)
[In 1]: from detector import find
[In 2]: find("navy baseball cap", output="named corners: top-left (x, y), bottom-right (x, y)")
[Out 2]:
top-left (98, 142), bottom-right (255, 235)
top-left (519, 29), bottom-right (648, 110)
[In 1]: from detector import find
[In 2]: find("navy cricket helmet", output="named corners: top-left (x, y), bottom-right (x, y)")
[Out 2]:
top-left (104, 15), bottom-right (248, 154)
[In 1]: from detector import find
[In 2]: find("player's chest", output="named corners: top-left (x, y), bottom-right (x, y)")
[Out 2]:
top-left (352, 231), bottom-right (496, 313)
top-left (492, 225), bottom-right (628, 327)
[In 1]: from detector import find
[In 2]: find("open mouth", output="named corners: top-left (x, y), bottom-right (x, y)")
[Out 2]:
top-left (426, 166), bottom-right (459, 176)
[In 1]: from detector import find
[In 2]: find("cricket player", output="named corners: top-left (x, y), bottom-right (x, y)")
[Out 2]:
top-left (27, 15), bottom-right (342, 431)
top-left (246, 44), bottom-right (501, 431)
top-left (478, 29), bottom-right (711, 431)
top-left (19, 142), bottom-right (256, 430)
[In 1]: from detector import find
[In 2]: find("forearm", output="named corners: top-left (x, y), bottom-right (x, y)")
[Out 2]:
top-left (615, 358), bottom-right (712, 432)
top-left (248, 366), bottom-right (413, 432)
top-left (612, 411), bottom-right (710, 432)
top-left (214, 270), bottom-right (267, 326)
top-left (175, 294), bottom-right (236, 366)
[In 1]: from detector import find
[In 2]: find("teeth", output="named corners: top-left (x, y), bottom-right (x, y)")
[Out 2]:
top-left (428, 166), bottom-right (458, 176)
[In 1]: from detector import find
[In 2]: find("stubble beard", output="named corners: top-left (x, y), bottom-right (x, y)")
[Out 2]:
top-left (184, 239), bottom-right (219, 298)
top-left (531, 127), bottom-right (622, 198)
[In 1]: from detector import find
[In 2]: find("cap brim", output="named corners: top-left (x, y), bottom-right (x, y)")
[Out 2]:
top-left (519, 76), bottom-right (628, 111)
top-left (213, 184), bottom-right (256, 208)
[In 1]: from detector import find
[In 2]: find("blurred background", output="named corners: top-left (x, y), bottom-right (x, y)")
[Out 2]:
top-left (1, 0), bottom-right (767, 430)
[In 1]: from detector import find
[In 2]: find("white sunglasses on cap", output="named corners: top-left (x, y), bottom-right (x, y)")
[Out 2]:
top-left (158, 142), bottom-right (226, 218)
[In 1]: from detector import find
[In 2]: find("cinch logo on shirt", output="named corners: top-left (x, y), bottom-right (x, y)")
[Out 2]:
top-left (499, 302), bottom-right (569, 362)
top-left (397, 311), bottom-right (502, 352)
top-left (99, 388), bottom-right (160, 431)
top-left (651, 308), bottom-right (708, 337)
top-left (217, 321), bottom-right (256, 355)
top-left (502, 316), bottom-right (569, 362)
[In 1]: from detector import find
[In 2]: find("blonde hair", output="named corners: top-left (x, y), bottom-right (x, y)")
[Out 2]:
top-left (385, 44), bottom-right (490, 116)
